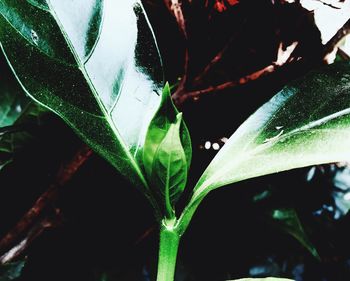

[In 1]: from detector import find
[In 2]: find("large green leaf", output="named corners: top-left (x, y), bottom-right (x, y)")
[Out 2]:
top-left (0, 0), bottom-right (164, 210)
top-left (143, 84), bottom-right (191, 218)
top-left (178, 62), bottom-right (350, 233)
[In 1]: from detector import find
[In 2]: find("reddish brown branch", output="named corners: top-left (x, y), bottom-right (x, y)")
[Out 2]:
top-left (172, 40), bottom-right (303, 106)
top-left (173, 64), bottom-right (276, 105)
top-left (192, 20), bottom-right (247, 87)
top-left (164, 0), bottom-right (188, 38)
top-left (322, 18), bottom-right (350, 60)
top-left (192, 38), bottom-right (234, 87)
top-left (0, 145), bottom-right (93, 258)
top-left (0, 212), bottom-right (63, 264)
top-left (173, 48), bottom-right (189, 98)
top-left (163, 0), bottom-right (190, 103)
top-left (134, 225), bottom-right (156, 246)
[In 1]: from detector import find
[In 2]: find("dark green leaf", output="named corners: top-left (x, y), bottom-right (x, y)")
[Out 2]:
top-left (143, 84), bottom-right (191, 217)
top-left (0, 0), bottom-right (164, 211)
top-left (0, 260), bottom-right (26, 281)
top-left (0, 92), bottom-right (27, 129)
top-left (269, 208), bottom-right (319, 259)
top-left (0, 51), bottom-right (47, 170)
top-left (0, 102), bottom-right (47, 171)
top-left (195, 62), bottom-right (350, 206)
top-left (0, 53), bottom-right (29, 128)
top-left (179, 62), bottom-right (350, 233)
top-left (0, 102), bottom-right (47, 151)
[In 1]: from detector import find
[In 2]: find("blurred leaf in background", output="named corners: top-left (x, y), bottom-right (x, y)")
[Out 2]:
top-left (0, 260), bottom-right (26, 281)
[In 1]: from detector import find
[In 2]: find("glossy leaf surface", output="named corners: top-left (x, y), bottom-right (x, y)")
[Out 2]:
top-left (143, 84), bottom-right (191, 216)
top-left (195, 63), bottom-right (350, 201)
top-left (179, 62), bottom-right (350, 232)
top-left (0, 0), bottom-right (164, 202)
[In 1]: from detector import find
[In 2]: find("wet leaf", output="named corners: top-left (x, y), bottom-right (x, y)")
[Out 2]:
top-left (0, 0), bottom-right (164, 211)
top-left (180, 62), bottom-right (350, 232)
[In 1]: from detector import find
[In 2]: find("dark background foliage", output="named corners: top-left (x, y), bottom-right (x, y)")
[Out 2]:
top-left (1, 0), bottom-right (350, 280)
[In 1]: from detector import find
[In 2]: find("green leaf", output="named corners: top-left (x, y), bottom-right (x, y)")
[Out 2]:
top-left (0, 102), bottom-right (47, 171)
top-left (0, 260), bottom-right (26, 281)
top-left (0, 53), bottom-right (30, 128)
top-left (0, 102), bottom-right (47, 151)
top-left (196, 62), bottom-right (350, 194)
top-left (143, 84), bottom-right (191, 217)
top-left (0, 0), bottom-right (164, 211)
top-left (151, 113), bottom-right (188, 217)
top-left (179, 62), bottom-right (350, 233)
top-left (0, 51), bottom-right (47, 170)
top-left (0, 90), bottom-right (27, 128)
top-left (228, 278), bottom-right (294, 281)
top-left (269, 208), bottom-right (319, 259)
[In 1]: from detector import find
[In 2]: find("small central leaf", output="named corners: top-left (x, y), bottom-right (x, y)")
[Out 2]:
top-left (152, 113), bottom-right (188, 216)
top-left (143, 84), bottom-right (191, 218)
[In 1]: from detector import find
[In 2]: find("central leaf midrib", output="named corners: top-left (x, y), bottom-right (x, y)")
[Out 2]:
top-left (46, 0), bottom-right (149, 188)
top-left (165, 126), bottom-right (175, 216)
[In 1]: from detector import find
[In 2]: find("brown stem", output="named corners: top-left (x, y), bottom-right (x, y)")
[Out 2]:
top-left (174, 64), bottom-right (278, 105)
top-left (134, 225), bottom-right (156, 246)
top-left (0, 212), bottom-right (63, 264)
top-left (0, 144), bottom-right (93, 257)
top-left (322, 19), bottom-right (350, 61)
top-left (164, 0), bottom-right (188, 38)
top-left (163, 0), bottom-right (190, 104)
top-left (192, 39), bottom-right (233, 87)
top-left (192, 20), bottom-right (247, 87)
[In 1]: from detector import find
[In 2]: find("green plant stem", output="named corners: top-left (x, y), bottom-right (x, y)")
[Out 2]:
top-left (156, 222), bottom-right (180, 281)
